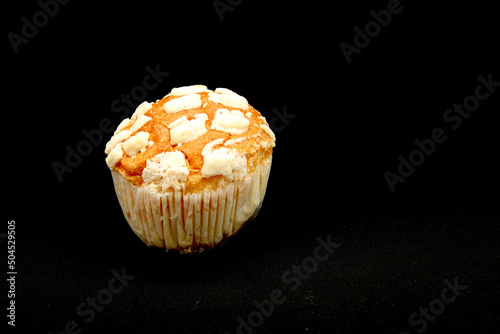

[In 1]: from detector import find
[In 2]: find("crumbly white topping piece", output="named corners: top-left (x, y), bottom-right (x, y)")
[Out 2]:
top-left (105, 129), bottom-right (131, 154)
top-left (122, 131), bottom-right (150, 157)
top-left (201, 139), bottom-right (247, 181)
top-left (170, 85), bottom-right (208, 96)
top-left (129, 114), bottom-right (152, 134)
top-left (142, 151), bottom-right (190, 192)
top-left (210, 108), bottom-right (250, 135)
top-left (115, 118), bottom-right (131, 133)
top-left (214, 87), bottom-right (238, 95)
top-left (169, 114), bottom-right (208, 145)
top-left (167, 116), bottom-right (188, 129)
top-left (163, 93), bottom-right (202, 114)
top-left (134, 101), bottom-right (152, 117)
top-left (104, 106), bottom-right (152, 155)
top-left (207, 91), bottom-right (249, 110)
top-left (106, 143), bottom-right (124, 168)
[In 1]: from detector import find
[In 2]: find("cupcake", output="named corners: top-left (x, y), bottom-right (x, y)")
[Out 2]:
top-left (105, 85), bottom-right (276, 253)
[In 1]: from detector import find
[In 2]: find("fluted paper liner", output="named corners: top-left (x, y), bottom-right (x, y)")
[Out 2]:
top-left (111, 157), bottom-right (272, 252)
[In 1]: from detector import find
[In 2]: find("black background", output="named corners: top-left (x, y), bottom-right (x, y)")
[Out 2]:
top-left (4, 0), bottom-right (499, 333)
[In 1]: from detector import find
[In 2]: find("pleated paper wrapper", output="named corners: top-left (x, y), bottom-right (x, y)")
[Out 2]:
top-left (111, 157), bottom-right (272, 253)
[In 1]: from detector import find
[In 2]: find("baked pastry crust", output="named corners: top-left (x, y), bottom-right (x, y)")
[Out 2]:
top-left (105, 86), bottom-right (275, 193)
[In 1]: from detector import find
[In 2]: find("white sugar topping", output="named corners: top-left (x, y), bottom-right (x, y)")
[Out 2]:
top-left (211, 108), bottom-right (250, 135)
top-left (122, 131), bottom-right (150, 157)
top-left (170, 85), bottom-right (208, 96)
top-left (207, 91), bottom-right (249, 110)
top-left (201, 139), bottom-right (247, 181)
top-left (169, 113), bottom-right (208, 145)
top-left (142, 151), bottom-right (190, 192)
top-left (163, 93), bottom-right (202, 114)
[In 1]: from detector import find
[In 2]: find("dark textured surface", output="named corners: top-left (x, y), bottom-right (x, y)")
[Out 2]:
top-left (5, 1), bottom-right (499, 333)
top-left (11, 196), bottom-right (500, 334)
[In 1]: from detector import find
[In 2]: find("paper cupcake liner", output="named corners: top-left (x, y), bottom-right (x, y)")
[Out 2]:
top-left (111, 157), bottom-right (272, 252)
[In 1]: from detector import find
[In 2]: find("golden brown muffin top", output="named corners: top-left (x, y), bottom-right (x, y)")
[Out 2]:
top-left (105, 85), bottom-right (275, 193)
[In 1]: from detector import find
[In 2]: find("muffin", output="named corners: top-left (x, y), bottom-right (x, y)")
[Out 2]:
top-left (105, 85), bottom-right (276, 253)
